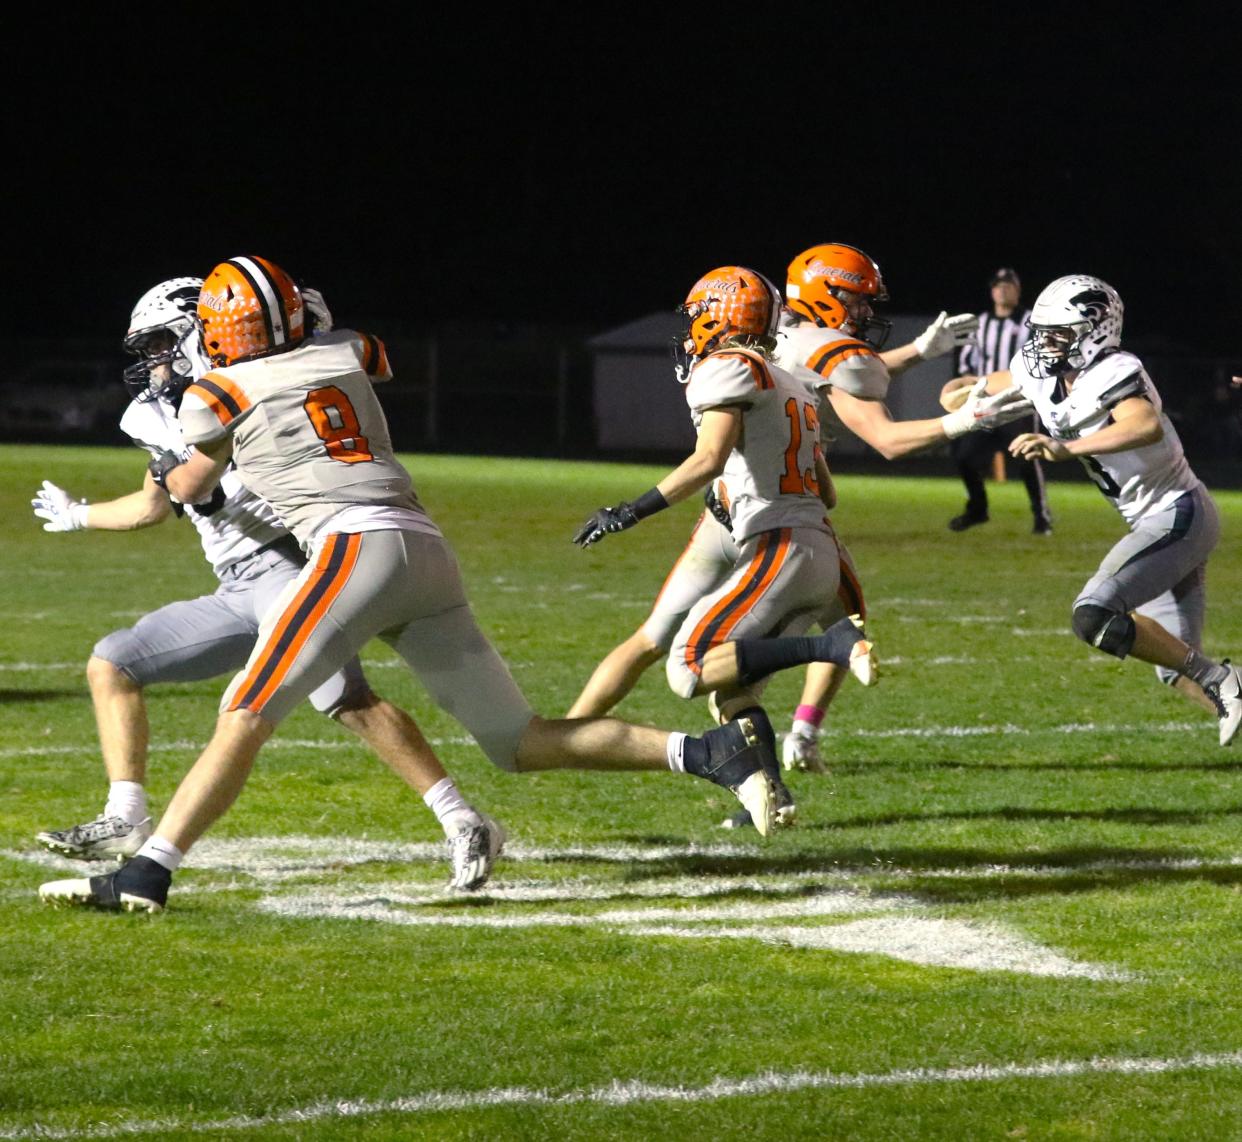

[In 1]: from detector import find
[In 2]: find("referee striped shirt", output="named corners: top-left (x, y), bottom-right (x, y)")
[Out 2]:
top-left (957, 307), bottom-right (1032, 377)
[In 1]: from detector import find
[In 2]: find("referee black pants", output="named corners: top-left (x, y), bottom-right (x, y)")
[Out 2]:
top-left (950, 415), bottom-right (1050, 523)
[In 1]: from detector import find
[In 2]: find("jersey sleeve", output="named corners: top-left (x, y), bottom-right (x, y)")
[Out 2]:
top-left (685, 352), bottom-right (773, 415)
top-left (802, 337), bottom-right (889, 400)
top-left (354, 331), bottom-right (392, 382)
top-left (118, 400), bottom-right (168, 458)
top-left (1088, 353), bottom-right (1148, 408)
top-left (178, 371), bottom-right (254, 444)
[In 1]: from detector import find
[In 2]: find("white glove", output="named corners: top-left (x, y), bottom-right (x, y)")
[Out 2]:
top-left (32, 480), bottom-right (89, 532)
top-left (914, 311), bottom-right (979, 360)
top-left (940, 379), bottom-right (1035, 439)
top-left (302, 287), bottom-right (333, 334)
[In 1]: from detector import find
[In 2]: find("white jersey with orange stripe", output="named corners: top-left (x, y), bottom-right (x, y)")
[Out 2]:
top-left (178, 330), bottom-right (438, 549)
top-left (119, 395), bottom-right (288, 576)
top-left (774, 312), bottom-right (891, 401)
top-left (685, 347), bottom-right (830, 543)
top-left (1010, 347), bottom-right (1202, 526)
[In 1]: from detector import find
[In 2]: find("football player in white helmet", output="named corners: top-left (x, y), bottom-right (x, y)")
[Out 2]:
top-left (945, 274), bottom-right (1242, 745)
top-left (32, 277), bottom-right (503, 891)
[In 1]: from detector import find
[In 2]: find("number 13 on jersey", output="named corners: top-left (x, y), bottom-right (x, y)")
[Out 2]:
top-left (780, 396), bottom-right (821, 496)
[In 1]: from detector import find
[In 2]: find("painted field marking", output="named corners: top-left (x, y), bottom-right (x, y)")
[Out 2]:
top-left (257, 890), bottom-right (1128, 981)
top-left (8, 837), bottom-right (1240, 884)
top-left (0, 713), bottom-right (1217, 763)
top-left (12, 836), bottom-right (1237, 980)
top-left (1, 1051), bottom-right (1238, 1140)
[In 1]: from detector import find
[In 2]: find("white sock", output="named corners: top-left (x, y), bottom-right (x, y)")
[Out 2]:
top-left (136, 836), bottom-right (183, 872)
top-left (791, 719), bottom-right (821, 740)
top-left (666, 731), bottom-right (687, 772)
top-left (104, 781), bottom-right (148, 825)
top-left (423, 778), bottom-right (480, 835)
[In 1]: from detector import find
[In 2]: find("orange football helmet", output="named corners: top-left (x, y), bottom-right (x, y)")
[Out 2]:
top-left (198, 256), bottom-right (306, 366)
top-left (785, 243), bottom-right (890, 342)
top-left (676, 266), bottom-right (782, 379)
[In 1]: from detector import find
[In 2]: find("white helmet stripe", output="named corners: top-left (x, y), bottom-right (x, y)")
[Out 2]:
top-left (229, 256), bottom-right (288, 346)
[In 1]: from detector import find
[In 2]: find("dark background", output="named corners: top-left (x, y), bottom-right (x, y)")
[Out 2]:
top-left (4, 11), bottom-right (1240, 463)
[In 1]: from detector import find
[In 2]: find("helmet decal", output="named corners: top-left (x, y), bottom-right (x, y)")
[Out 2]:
top-left (1022, 275), bottom-right (1124, 379)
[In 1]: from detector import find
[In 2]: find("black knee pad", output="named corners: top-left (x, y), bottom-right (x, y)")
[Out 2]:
top-left (1071, 603), bottom-right (1136, 659)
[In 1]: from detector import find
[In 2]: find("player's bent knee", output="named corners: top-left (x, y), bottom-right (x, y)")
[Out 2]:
top-left (322, 688), bottom-right (379, 721)
top-left (665, 653), bottom-right (703, 700)
top-left (88, 634), bottom-right (143, 681)
top-left (1071, 603), bottom-right (1136, 658)
top-left (86, 650), bottom-right (140, 690)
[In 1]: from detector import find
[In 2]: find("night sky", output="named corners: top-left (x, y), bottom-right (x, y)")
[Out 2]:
top-left (9, 12), bottom-right (1240, 354)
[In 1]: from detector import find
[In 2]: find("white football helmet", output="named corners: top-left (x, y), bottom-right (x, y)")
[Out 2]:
top-left (1022, 275), bottom-right (1124, 378)
top-left (122, 277), bottom-right (212, 403)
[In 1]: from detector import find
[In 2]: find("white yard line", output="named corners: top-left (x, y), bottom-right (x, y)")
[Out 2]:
top-left (7, 837), bottom-right (1240, 883)
top-left (0, 716), bottom-right (1211, 762)
top-left (1, 1051), bottom-right (1237, 1139)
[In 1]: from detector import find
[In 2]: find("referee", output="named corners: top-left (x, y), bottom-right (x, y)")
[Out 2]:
top-left (948, 267), bottom-right (1052, 534)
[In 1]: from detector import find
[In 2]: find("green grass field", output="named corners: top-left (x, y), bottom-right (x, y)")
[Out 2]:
top-left (1, 443), bottom-right (1240, 1140)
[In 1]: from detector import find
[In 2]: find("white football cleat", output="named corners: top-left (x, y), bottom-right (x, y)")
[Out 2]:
top-left (782, 732), bottom-right (825, 774)
top-left (733, 771), bottom-right (777, 836)
top-left (1208, 661), bottom-right (1242, 747)
top-left (447, 814), bottom-right (506, 892)
top-left (36, 814), bottom-right (152, 861)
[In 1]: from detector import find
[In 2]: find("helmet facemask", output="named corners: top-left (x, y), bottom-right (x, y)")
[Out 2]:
top-left (122, 320), bottom-right (206, 405)
top-left (122, 278), bottom-right (209, 404)
top-left (1021, 323), bottom-right (1089, 379)
top-left (1022, 277), bottom-right (1124, 380)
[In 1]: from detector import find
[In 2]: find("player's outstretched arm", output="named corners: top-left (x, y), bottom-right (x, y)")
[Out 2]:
top-left (32, 474), bottom-right (173, 533)
top-left (827, 380), bottom-right (1031, 461)
top-left (1011, 396), bottom-right (1161, 462)
top-left (940, 368), bottom-right (1014, 411)
top-left (573, 407), bottom-right (742, 547)
top-left (881, 312), bottom-right (979, 377)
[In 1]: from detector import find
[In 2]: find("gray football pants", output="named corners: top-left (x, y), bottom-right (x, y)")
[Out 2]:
top-left (92, 536), bottom-right (369, 715)
top-left (220, 528), bottom-right (535, 770)
top-left (1074, 486), bottom-right (1220, 683)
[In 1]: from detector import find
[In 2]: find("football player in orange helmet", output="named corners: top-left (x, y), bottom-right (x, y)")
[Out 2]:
top-left (573, 265), bottom-right (884, 828)
top-left (772, 242), bottom-right (1035, 770)
top-left (569, 247), bottom-right (1032, 806)
top-left (31, 272), bottom-right (504, 891)
top-left (38, 258), bottom-right (793, 912)
top-left (198, 256), bottom-right (308, 367)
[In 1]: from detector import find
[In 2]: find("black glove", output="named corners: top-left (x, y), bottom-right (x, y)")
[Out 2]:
top-left (148, 450), bottom-right (184, 490)
top-left (703, 485), bottom-right (732, 532)
top-left (572, 503), bottom-right (639, 548)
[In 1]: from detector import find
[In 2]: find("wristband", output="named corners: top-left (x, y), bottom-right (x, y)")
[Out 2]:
top-left (628, 487), bottom-right (669, 521)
